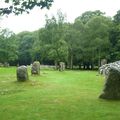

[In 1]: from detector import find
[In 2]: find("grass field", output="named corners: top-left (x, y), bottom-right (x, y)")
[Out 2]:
top-left (0, 67), bottom-right (120, 120)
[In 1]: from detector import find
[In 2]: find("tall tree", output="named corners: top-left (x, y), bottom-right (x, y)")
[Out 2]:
top-left (38, 10), bottom-right (68, 67)
top-left (114, 10), bottom-right (120, 24)
top-left (17, 31), bottom-right (36, 65)
top-left (0, 29), bottom-right (18, 64)
top-left (64, 23), bottom-right (82, 69)
top-left (75, 10), bottom-right (105, 24)
top-left (83, 16), bottom-right (112, 68)
top-left (109, 10), bottom-right (120, 61)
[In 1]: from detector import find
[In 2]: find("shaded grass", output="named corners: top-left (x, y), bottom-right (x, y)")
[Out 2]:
top-left (0, 67), bottom-right (120, 120)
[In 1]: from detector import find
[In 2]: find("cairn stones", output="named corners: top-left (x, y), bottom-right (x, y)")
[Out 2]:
top-left (99, 61), bottom-right (120, 99)
top-left (17, 66), bottom-right (29, 82)
top-left (31, 61), bottom-right (40, 75)
top-left (59, 62), bottom-right (65, 71)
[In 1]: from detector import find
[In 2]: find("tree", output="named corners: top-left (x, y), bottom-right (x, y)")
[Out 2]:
top-left (63, 22), bottom-right (82, 69)
top-left (16, 31), bottom-right (36, 65)
top-left (38, 10), bottom-right (68, 67)
top-left (114, 10), bottom-right (120, 24)
top-left (0, 0), bottom-right (53, 15)
top-left (1, 9), bottom-right (119, 68)
top-left (0, 29), bottom-right (18, 64)
top-left (75, 10), bottom-right (105, 24)
top-left (74, 11), bottom-right (112, 69)
top-left (83, 16), bottom-right (112, 68)
top-left (48, 39), bottom-right (68, 64)
top-left (109, 10), bottom-right (120, 62)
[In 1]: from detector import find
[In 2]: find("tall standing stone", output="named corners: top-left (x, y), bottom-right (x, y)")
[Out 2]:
top-left (59, 62), bottom-right (65, 71)
top-left (31, 61), bottom-right (40, 75)
top-left (99, 61), bottom-right (120, 99)
top-left (17, 66), bottom-right (29, 82)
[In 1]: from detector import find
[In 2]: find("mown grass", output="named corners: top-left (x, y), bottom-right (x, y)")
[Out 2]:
top-left (0, 67), bottom-right (120, 120)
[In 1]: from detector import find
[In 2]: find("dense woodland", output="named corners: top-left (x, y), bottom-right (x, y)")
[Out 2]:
top-left (1, 10), bottom-right (120, 69)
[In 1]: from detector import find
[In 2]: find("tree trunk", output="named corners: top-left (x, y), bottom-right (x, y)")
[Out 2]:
top-left (86, 62), bottom-right (90, 70)
top-left (79, 64), bottom-right (81, 69)
top-left (91, 63), bottom-right (94, 70)
top-left (69, 54), bottom-right (73, 69)
top-left (55, 60), bottom-right (58, 70)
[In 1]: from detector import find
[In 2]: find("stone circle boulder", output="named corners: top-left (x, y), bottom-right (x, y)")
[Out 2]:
top-left (4, 62), bottom-right (9, 67)
top-left (31, 61), bottom-right (40, 75)
top-left (101, 59), bottom-right (107, 66)
top-left (59, 62), bottom-right (65, 71)
top-left (0, 63), bottom-right (4, 67)
top-left (99, 61), bottom-right (120, 99)
top-left (17, 66), bottom-right (29, 82)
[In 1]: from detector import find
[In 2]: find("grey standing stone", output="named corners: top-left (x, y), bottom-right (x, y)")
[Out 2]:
top-left (101, 59), bottom-right (107, 66)
top-left (0, 63), bottom-right (3, 67)
top-left (99, 61), bottom-right (120, 99)
top-left (17, 66), bottom-right (29, 82)
top-left (31, 61), bottom-right (40, 75)
top-left (4, 62), bottom-right (9, 67)
top-left (59, 62), bottom-right (65, 71)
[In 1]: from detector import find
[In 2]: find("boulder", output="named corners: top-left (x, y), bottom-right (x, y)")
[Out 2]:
top-left (0, 63), bottom-right (4, 67)
top-left (31, 61), bottom-right (40, 75)
top-left (17, 66), bottom-right (29, 82)
top-left (99, 61), bottom-right (120, 99)
top-left (4, 62), bottom-right (9, 67)
top-left (101, 59), bottom-right (107, 66)
top-left (59, 62), bottom-right (65, 71)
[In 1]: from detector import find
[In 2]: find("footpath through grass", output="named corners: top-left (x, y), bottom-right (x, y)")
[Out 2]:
top-left (0, 67), bottom-right (120, 120)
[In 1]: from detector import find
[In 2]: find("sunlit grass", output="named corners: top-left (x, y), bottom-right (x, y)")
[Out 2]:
top-left (0, 67), bottom-right (120, 120)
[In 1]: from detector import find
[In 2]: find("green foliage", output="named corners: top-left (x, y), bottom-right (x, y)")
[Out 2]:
top-left (0, 0), bottom-right (54, 15)
top-left (85, 16), bottom-right (112, 62)
top-left (2, 9), bottom-right (120, 68)
top-left (0, 29), bottom-right (18, 63)
top-left (75, 10), bottom-right (105, 24)
top-left (48, 39), bottom-right (68, 62)
top-left (64, 23), bottom-right (82, 68)
top-left (109, 10), bottom-right (120, 61)
top-left (64, 14), bottom-right (111, 69)
top-left (114, 10), bottom-right (120, 24)
top-left (38, 10), bottom-right (68, 64)
top-left (17, 31), bottom-right (36, 65)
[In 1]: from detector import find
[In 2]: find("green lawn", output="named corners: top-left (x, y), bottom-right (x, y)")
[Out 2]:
top-left (0, 67), bottom-right (120, 120)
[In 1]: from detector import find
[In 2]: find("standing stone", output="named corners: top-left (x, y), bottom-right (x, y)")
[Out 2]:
top-left (17, 66), bottom-right (29, 82)
top-left (59, 62), bottom-right (65, 71)
top-left (31, 61), bottom-right (40, 75)
top-left (99, 61), bottom-right (120, 99)
top-left (0, 63), bottom-right (3, 67)
top-left (4, 62), bottom-right (9, 67)
top-left (101, 59), bottom-right (107, 66)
